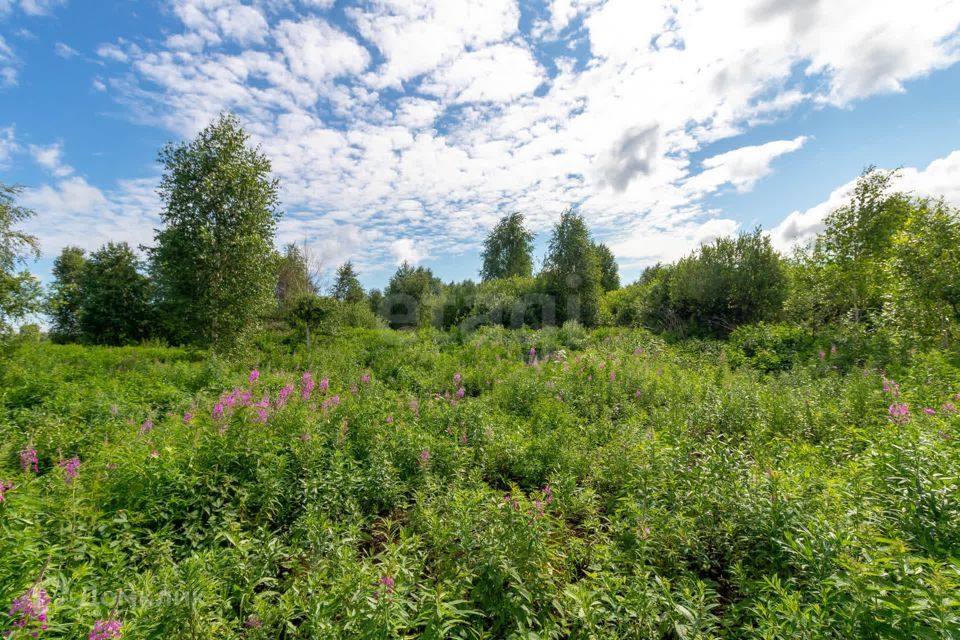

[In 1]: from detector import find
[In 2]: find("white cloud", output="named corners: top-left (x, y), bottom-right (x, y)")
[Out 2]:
top-left (390, 238), bottom-right (430, 265)
top-left (0, 35), bottom-right (18, 86)
top-left (769, 149), bottom-right (960, 252)
top-left (274, 17), bottom-right (370, 85)
top-left (28, 141), bottom-right (73, 177)
top-left (96, 43), bottom-right (129, 63)
top-left (684, 136), bottom-right (808, 195)
top-left (0, 125), bottom-right (17, 166)
top-left (172, 0), bottom-right (270, 46)
top-left (611, 217), bottom-right (741, 266)
top-left (422, 43), bottom-right (544, 103)
top-left (13, 0), bottom-right (64, 16)
top-left (53, 42), bottom-right (78, 58)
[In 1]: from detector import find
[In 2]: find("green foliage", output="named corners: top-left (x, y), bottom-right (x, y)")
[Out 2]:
top-left (2, 329), bottom-right (959, 637)
top-left (541, 209), bottom-right (603, 327)
top-left (331, 261), bottom-right (365, 304)
top-left (149, 113), bottom-right (281, 350)
top-left (46, 246), bottom-right (87, 343)
top-left (594, 242), bottom-right (620, 292)
top-left (0, 183), bottom-right (41, 338)
top-left (480, 212), bottom-right (534, 281)
top-left (76, 242), bottom-right (153, 346)
top-left (669, 229), bottom-right (787, 335)
top-left (274, 243), bottom-right (315, 313)
top-left (382, 262), bottom-right (442, 329)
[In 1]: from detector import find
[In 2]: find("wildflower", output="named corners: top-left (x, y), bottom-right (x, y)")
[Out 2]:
top-left (587, 375), bottom-right (592, 381)
top-left (149, 450), bottom-right (160, 458)
top-left (456, 387), bottom-right (465, 399)
top-left (319, 377), bottom-right (330, 392)
top-left (386, 415), bottom-right (394, 424)
top-left (542, 484), bottom-right (553, 504)
top-left (923, 407), bottom-right (937, 416)
top-left (301, 372), bottom-right (315, 400)
top-left (244, 617), bottom-right (263, 629)
top-left (419, 449), bottom-right (430, 465)
top-left (212, 403), bottom-right (225, 421)
top-left (256, 408), bottom-right (269, 424)
top-left (634, 347), bottom-right (643, 355)
top-left (889, 403), bottom-right (910, 424)
top-left (409, 398), bottom-right (420, 416)
top-left (89, 618), bottom-right (122, 639)
top-left (255, 395), bottom-right (270, 409)
top-left (350, 384), bottom-right (359, 395)
top-left (830, 343), bottom-right (837, 354)
top-left (58, 457), bottom-right (80, 484)
top-left (110, 405), bottom-right (119, 416)
top-left (277, 384), bottom-right (294, 409)
top-left (818, 350), bottom-right (826, 360)
top-left (379, 575), bottom-right (395, 594)
top-left (0, 480), bottom-right (15, 503)
top-left (182, 411), bottom-right (194, 424)
top-left (139, 419), bottom-right (153, 435)
top-left (7, 586), bottom-right (50, 637)
top-left (609, 371), bottom-right (616, 382)
top-left (635, 389), bottom-right (642, 399)
top-left (19, 448), bottom-right (38, 474)
top-left (883, 378), bottom-right (901, 398)
top-left (459, 433), bottom-right (468, 445)
top-left (453, 372), bottom-right (462, 385)
top-left (361, 372), bottom-right (371, 384)
top-left (528, 346), bottom-right (537, 364)
top-left (942, 403), bottom-right (956, 413)
top-left (533, 500), bottom-right (544, 516)
top-left (249, 369), bottom-right (260, 384)
top-left (641, 526), bottom-right (651, 539)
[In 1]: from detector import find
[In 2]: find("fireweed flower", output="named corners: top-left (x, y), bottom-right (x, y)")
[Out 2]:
top-left (923, 407), bottom-right (937, 416)
top-left (139, 419), bottom-right (153, 435)
top-left (419, 449), bottom-right (430, 465)
top-left (635, 389), bottom-right (642, 399)
top-left (453, 372), bottom-right (462, 385)
top-left (883, 378), bottom-right (901, 398)
top-left (249, 369), bottom-right (260, 384)
top-left (542, 484), bottom-right (554, 504)
top-left (0, 480), bottom-right (15, 503)
top-left (6, 586), bottom-right (50, 637)
top-left (818, 350), bottom-right (826, 360)
top-left (255, 395), bottom-right (270, 409)
top-left (89, 618), bottom-right (122, 639)
top-left (277, 384), bottom-right (294, 409)
top-left (943, 403), bottom-right (956, 413)
top-left (319, 377), bottom-right (330, 392)
top-left (830, 343), bottom-right (837, 354)
top-left (19, 448), bottom-right (38, 474)
top-left (386, 415), bottom-right (394, 424)
top-left (609, 371), bottom-right (616, 382)
top-left (244, 617), bottom-right (263, 629)
top-left (361, 372), bottom-right (371, 384)
top-left (456, 387), bottom-right (465, 399)
top-left (301, 372), bottom-right (315, 400)
top-left (182, 411), bottom-right (194, 425)
top-left (213, 403), bottom-right (225, 420)
top-left (409, 398), bottom-right (420, 416)
top-left (889, 403), bottom-right (910, 424)
top-left (256, 408), bottom-right (269, 424)
top-left (350, 384), bottom-right (358, 395)
top-left (59, 457), bottom-right (81, 484)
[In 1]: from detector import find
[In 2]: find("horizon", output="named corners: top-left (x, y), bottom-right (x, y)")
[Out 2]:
top-left (2, 0), bottom-right (960, 292)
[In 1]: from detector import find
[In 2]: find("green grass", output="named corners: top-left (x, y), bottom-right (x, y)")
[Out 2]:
top-left (1, 328), bottom-right (959, 638)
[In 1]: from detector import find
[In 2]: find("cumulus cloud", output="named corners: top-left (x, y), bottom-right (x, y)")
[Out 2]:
top-left (0, 125), bottom-right (16, 166)
top-left (28, 141), bottom-right (73, 177)
top-left (53, 41), bottom-right (77, 58)
top-left (0, 35), bottom-right (18, 86)
top-left (37, 0), bottom-right (960, 273)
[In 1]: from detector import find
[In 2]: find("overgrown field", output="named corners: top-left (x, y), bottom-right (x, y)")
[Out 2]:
top-left (1, 328), bottom-right (959, 638)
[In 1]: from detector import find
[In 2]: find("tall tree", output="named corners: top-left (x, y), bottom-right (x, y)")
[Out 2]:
top-left (480, 212), bottom-right (535, 281)
top-left (541, 209), bottom-right (603, 326)
top-left (276, 243), bottom-right (315, 311)
top-left (0, 183), bottom-right (41, 337)
top-left (47, 246), bottom-right (87, 342)
top-left (594, 242), bottom-right (620, 291)
top-left (150, 113), bottom-right (281, 349)
top-left (79, 242), bottom-right (153, 345)
top-left (383, 261), bottom-right (442, 328)
top-left (331, 261), bottom-right (365, 304)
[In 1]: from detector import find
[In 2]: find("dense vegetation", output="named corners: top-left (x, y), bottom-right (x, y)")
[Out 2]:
top-left (2, 115), bottom-right (960, 637)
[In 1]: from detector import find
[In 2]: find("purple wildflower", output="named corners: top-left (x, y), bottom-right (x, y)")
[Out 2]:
top-left (379, 575), bottom-right (395, 594)
top-left (456, 387), bottom-right (465, 399)
top-left (244, 617), bottom-right (263, 629)
top-left (943, 403), bottom-right (956, 413)
top-left (256, 408), bottom-right (269, 424)
top-left (609, 371), bottom-right (616, 382)
top-left (453, 372), bottom-right (462, 385)
top-left (89, 618), bottom-right (122, 639)
top-left (139, 419), bottom-right (153, 435)
top-left (889, 403), bottom-right (910, 424)
top-left (542, 484), bottom-right (553, 504)
top-left (361, 372), bottom-right (371, 385)
top-left (255, 395), bottom-right (270, 409)
top-left (182, 411), bottom-right (194, 425)
top-left (249, 369), bottom-right (260, 384)
top-left (0, 480), bottom-right (15, 503)
top-left (635, 388), bottom-right (642, 399)
top-left (818, 350), bottom-right (826, 360)
top-left (277, 384), bottom-right (294, 409)
top-left (350, 384), bottom-right (359, 395)
top-left (6, 587), bottom-right (50, 637)
top-left (419, 449), bottom-right (430, 465)
top-left (409, 398), bottom-right (420, 416)
top-left (386, 415), bottom-right (394, 424)
top-left (319, 377), bottom-right (330, 392)
top-left (19, 448), bottom-right (38, 474)
top-left (212, 403), bottom-right (225, 421)
top-left (830, 343), bottom-right (837, 354)
top-left (301, 372), bottom-right (315, 400)
top-left (58, 457), bottom-right (80, 484)
top-left (922, 407), bottom-right (936, 416)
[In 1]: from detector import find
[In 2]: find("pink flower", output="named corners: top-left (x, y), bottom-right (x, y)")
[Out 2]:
top-left (249, 369), bottom-right (260, 384)
top-left (942, 403), bottom-right (956, 413)
top-left (386, 415), bottom-right (394, 424)
top-left (213, 403), bottom-right (225, 420)
top-left (319, 377), bottom-right (330, 392)
top-left (182, 411), bottom-right (194, 424)
top-left (7, 586), bottom-right (50, 636)
top-left (89, 618), bottom-right (122, 639)
top-left (923, 407), bottom-right (937, 416)
top-left (419, 449), bottom-right (430, 465)
top-left (456, 387), bottom-right (465, 399)
top-left (301, 372), bottom-right (315, 400)
top-left (889, 403), bottom-right (910, 424)
top-left (453, 372), bottom-right (462, 385)
top-left (256, 408), bottom-right (269, 424)
top-left (818, 350), bottom-right (826, 360)
top-left (58, 457), bottom-right (81, 484)
top-left (409, 398), bottom-right (420, 416)
top-left (139, 419), bottom-right (153, 435)
top-left (19, 448), bottom-right (38, 474)
top-left (361, 372), bottom-right (371, 384)
top-left (635, 389), bottom-right (642, 399)
top-left (276, 384), bottom-right (294, 409)
top-left (0, 480), bottom-right (15, 503)
top-left (609, 371), bottom-right (616, 382)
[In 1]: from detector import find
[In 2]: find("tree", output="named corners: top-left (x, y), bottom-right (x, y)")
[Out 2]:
top-left (541, 209), bottom-right (603, 326)
top-left (669, 229), bottom-right (787, 334)
top-left (149, 113), bottom-right (281, 349)
top-left (594, 243), bottom-right (620, 291)
top-left (0, 183), bottom-right (41, 337)
top-left (47, 246), bottom-right (87, 342)
top-left (276, 243), bottom-right (316, 311)
top-left (480, 212), bottom-right (534, 281)
top-left (382, 261), bottom-right (442, 328)
top-left (331, 261), bottom-right (365, 304)
top-left (78, 242), bottom-right (152, 345)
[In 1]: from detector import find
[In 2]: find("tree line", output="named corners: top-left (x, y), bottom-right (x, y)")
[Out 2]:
top-left (2, 113), bottom-right (959, 353)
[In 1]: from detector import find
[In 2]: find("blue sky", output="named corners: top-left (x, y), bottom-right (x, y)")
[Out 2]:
top-left (2, 0), bottom-right (960, 291)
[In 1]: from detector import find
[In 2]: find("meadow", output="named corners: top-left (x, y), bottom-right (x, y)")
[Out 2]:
top-left (2, 326), bottom-right (959, 638)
